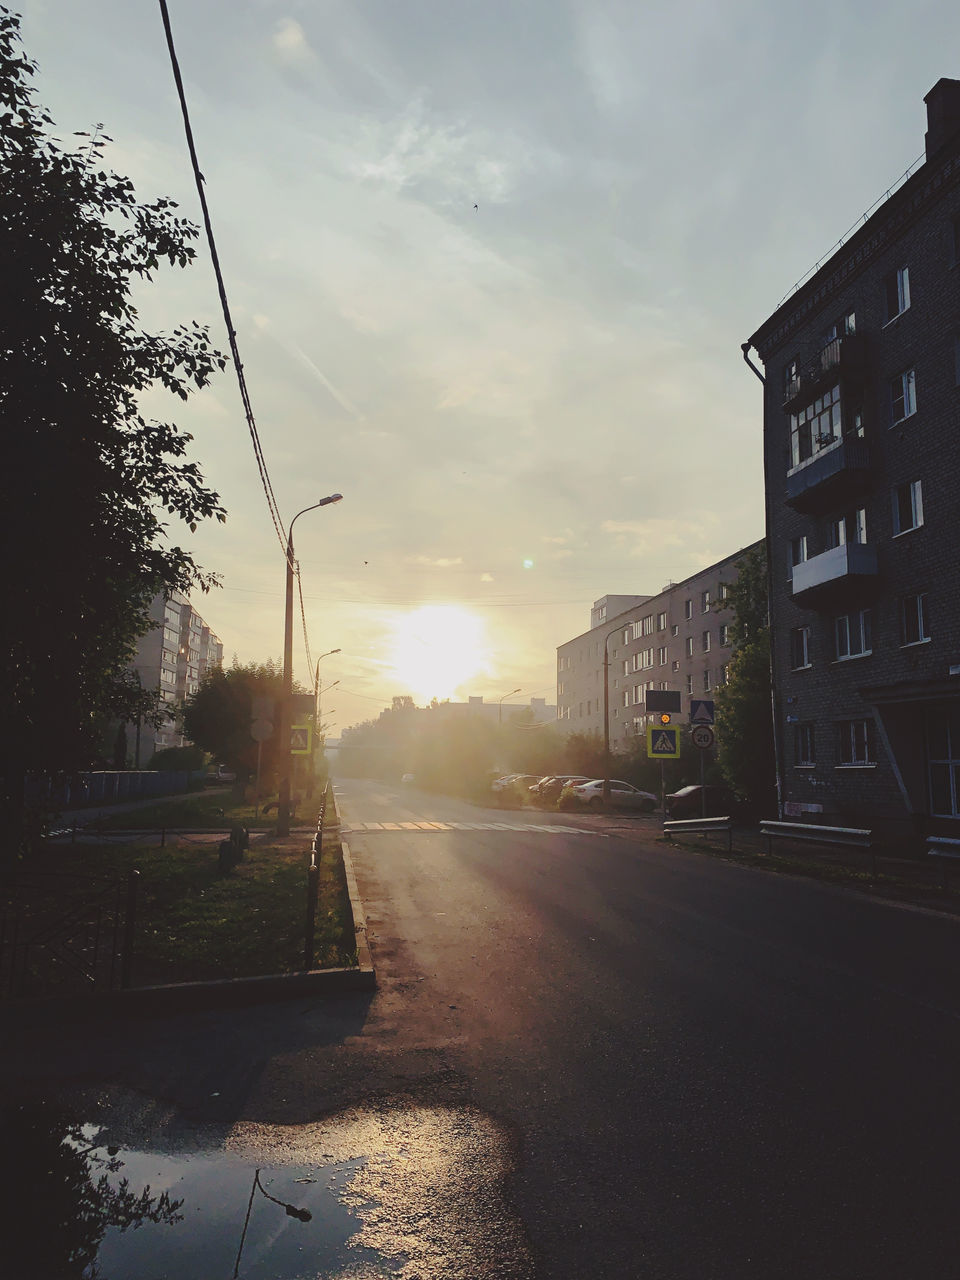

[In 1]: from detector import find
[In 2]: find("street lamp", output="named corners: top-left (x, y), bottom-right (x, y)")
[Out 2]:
top-left (498, 688), bottom-right (522, 725)
top-left (278, 495), bottom-right (343, 836)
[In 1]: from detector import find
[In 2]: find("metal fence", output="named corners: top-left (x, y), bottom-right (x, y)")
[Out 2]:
top-left (28, 769), bottom-right (206, 811)
top-left (0, 868), bottom-right (138, 1001)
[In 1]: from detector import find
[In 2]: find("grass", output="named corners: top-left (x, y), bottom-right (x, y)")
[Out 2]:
top-left (663, 833), bottom-right (960, 912)
top-left (17, 820), bottom-right (355, 990)
top-left (87, 787), bottom-right (331, 833)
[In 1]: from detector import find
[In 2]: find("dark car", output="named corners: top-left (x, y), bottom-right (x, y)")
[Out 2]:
top-left (664, 784), bottom-right (738, 819)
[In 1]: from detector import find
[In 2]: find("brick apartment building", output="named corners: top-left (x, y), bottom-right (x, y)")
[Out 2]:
top-left (745, 79), bottom-right (960, 840)
top-left (556, 543), bottom-right (761, 752)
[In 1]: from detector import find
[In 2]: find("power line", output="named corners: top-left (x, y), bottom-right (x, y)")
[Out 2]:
top-left (296, 563), bottom-right (313, 676)
top-left (157, 0), bottom-right (287, 553)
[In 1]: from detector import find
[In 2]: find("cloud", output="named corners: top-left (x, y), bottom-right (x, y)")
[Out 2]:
top-left (405, 555), bottom-right (464, 568)
top-left (602, 517), bottom-right (719, 557)
top-left (272, 17), bottom-right (315, 65)
top-left (480, 573), bottom-right (494, 583)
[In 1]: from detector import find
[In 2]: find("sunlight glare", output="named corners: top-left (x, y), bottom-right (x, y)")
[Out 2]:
top-left (388, 605), bottom-right (491, 702)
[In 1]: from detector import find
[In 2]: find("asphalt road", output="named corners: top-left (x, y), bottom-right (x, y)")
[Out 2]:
top-left (8, 777), bottom-right (960, 1278)
top-left (335, 778), bottom-right (960, 1280)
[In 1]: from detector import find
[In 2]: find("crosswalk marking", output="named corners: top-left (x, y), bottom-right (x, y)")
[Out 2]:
top-left (341, 821), bottom-right (605, 837)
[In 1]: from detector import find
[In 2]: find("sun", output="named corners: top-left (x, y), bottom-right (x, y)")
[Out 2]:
top-left (388, 605), bottom-right (491, 702)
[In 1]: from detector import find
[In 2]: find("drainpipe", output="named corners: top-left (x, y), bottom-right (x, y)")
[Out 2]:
top-left (742, 340), bottom-right (785, 820)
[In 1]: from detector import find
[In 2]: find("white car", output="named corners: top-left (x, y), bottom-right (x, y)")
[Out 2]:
top-left (401, 773), bottom-right (416, 785)
top-left (566, 779), bottom-right (658, 812)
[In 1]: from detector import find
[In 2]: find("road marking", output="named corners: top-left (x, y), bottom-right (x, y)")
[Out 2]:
top-left (341, 821), bottom-right (606, 837)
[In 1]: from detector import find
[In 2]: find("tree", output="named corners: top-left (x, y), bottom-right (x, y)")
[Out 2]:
top-left (181, 662), bottom-right (301, 787)
top-left (0, 10), bottom-right (226, 855)
top-left (714, 543), bottom-right (778, 815)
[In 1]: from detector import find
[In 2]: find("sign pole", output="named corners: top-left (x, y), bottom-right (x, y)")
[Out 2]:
top-left (660, 760), bottom-right (665, 814)
top-left (700, 739), bottom-right (706, 818)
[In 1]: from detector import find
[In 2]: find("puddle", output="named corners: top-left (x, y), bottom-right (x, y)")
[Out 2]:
top-left (2, 1100), bottom-right (534, 1279)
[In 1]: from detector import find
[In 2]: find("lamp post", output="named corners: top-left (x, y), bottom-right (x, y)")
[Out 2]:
top-left (307, 653), bottom-right (339, 799)
top-left (278, 495), bottom-right (343, 836)
top-left (498, 687), bottom-right (522, 725)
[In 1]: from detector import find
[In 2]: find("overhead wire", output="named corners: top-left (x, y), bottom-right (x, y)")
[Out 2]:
top-left (296, 563), bottom-right (313, 676)
top-left (156, 0), bottom-right (287, 553)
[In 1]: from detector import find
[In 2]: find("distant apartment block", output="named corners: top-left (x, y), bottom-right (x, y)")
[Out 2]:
top-left (746, 79), bottom-right (960, 837)
top-left (556, 543), bottom-right (761, 750)
top-left (129, 591), bottom-right (223, 759)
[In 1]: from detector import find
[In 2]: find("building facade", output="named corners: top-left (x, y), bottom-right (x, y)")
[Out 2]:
top-left (128, 591), bottom-right (224, 761)
top-left (747, 79), bottom-right (960, 839)
top-left (556, 543), bottom-right (761, 750)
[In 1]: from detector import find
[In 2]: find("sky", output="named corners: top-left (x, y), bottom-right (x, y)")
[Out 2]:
top-left (18, 0), bottom-right (960, 735)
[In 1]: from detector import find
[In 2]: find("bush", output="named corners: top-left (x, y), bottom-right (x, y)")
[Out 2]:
top-left (148, 745), bottom-right (206, 772)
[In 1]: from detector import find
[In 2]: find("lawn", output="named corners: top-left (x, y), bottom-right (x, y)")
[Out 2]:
top-left (11, 820), bottom-right (355, 992)
top-left (88, 787), bottom-right (331, 833)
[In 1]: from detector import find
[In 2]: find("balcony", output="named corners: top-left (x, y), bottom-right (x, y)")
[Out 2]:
top-left (782, 334), bottom-right (864, 410)
top-left (791, 542), bottom-right (879, 608)
top-left (786, 436), bottom-right (872, 512)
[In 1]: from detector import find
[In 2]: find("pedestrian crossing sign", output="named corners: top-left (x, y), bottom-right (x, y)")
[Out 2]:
top-left (646, 724), bottom-right (681, 758)
top-left (290, 724), bottom-right (313, 755)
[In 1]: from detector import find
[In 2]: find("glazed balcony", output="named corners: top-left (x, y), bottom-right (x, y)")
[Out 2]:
top-left (782, 334), bottom-right (865, 410)
top-left (791, 542), bottom-right (879, 608)
top-left (786, 436), bottom-right (872, 512)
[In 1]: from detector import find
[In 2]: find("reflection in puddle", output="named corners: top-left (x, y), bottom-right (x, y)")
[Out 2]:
top-left (3, 1101), bottom-right (533, 1279)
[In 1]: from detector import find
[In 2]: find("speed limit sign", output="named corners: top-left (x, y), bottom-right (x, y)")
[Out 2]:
top-left (691, 724), bottom-right (715, 750)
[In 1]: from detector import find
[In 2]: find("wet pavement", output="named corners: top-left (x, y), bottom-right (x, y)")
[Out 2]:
top-left (3, 1095), bottom-right (533, 1279)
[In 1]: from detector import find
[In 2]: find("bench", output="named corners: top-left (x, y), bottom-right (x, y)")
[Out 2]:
top-left (663, 816), bottom-right (733, 852)
top-left (760, 820), bottom-right (875, 874)
top-left (926, 835), bottom-right (960, 885)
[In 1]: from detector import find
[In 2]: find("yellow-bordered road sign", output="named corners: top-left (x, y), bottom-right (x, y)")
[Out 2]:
top-left (290, 724), bottom-right (313, 755)
top-left (647, 724), bottom-right (681, 758)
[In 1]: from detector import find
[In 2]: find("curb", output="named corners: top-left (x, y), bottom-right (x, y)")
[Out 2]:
top-left (2, 837), bottom-right (376, 1027)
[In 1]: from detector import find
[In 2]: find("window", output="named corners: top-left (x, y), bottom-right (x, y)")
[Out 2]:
top-left (890, 368), bottom-right (917, 424)
top-left (795, 723), bottom-right (816, 766)
top-left (701, 631), bottom-right (710, 652)
top-left (632, 653), bottom-right (642, 672)
top-left (790, 536), bottom-right (808, 578)
top-left (685, 674), bottom-right (694, 694)
top-left (684, 599), bottom-right (693, 620)
top-left (892, 480), bottom-right (923, 535)
top-left (901, 592), bottom-right (930, 645)
top-left (719, 582), bottom-right (730, 601)
top-left (820, 311), bottom-right (856, 346)
top-left (632, 686), bottom-right (643, 705)
top-left (829, 507), bottom-right (866, 548)
top-left (622, 660), bottom-right (629, 676)
top-left (838, 719), bottom-right (876, 765)
top-left (882, 266), bottom-right (910, 323)
top-left (586, 700), bottom-right (591, 716)
top-left (657, 646), bottom-right (667, 665)
top-left (671, 624), bottom-right (679, 637)
top-left (641, 648), bottom-right (654, 669)
top-left (703, 670), bottom-right (712, 692)
top-left (623, 628), bottom-right (630, 645)
top-left (684, 637), bottom-right (694, 658)
top-left (927, 704), bottom-right (960, 816)
top-left (632, 621), bottom-right (642, 640)
top-left (718, 623), bottom-right (730, 646)
top-left (783, 356), bottom-right (799, 399)
top-left (656, 612), bottom-right (667, 631)
top-left (672, 659), bottom-right (680, 672)
top-left (790, 626), bottom-right (811, 669)
top-left (701, 590), bottom-right (711, 612)
top-left (835, 609), bottom-right (872, 660)
top-left (623, 691), bottom-right (630, 708)
top-left (718, 664), bottom-right (729, 685)
top-left (641, 614), bottom-right (654, 636)
top-left (790, 384), bottom-right (842, 467)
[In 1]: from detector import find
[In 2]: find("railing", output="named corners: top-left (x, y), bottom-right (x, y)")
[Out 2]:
top-left (28, 770), bottom-right (206, 811)
top-left (303, 781), bottom-right (333, 971)
top-left (782, 334), bottom-right (862, 409)
top-left (0, 868), bottom-right (139, 1000)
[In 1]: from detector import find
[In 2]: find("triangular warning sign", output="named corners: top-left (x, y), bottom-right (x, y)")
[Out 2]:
top-left (653, 731), bottom-right (673, 752)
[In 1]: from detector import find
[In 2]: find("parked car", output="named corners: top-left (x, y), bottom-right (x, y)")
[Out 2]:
top-left (204, 764), bottom-right (236, 785)
top-left (401, 773), bottom-right (416, 785)
top-left (528, 776), bottom-right (555, 796)
top-left (565, 779), bottom-right (659, 811)
top-left (536, 775), bottom-right (591, 805)
top-left (664, 784), bottom-right (738, 819)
